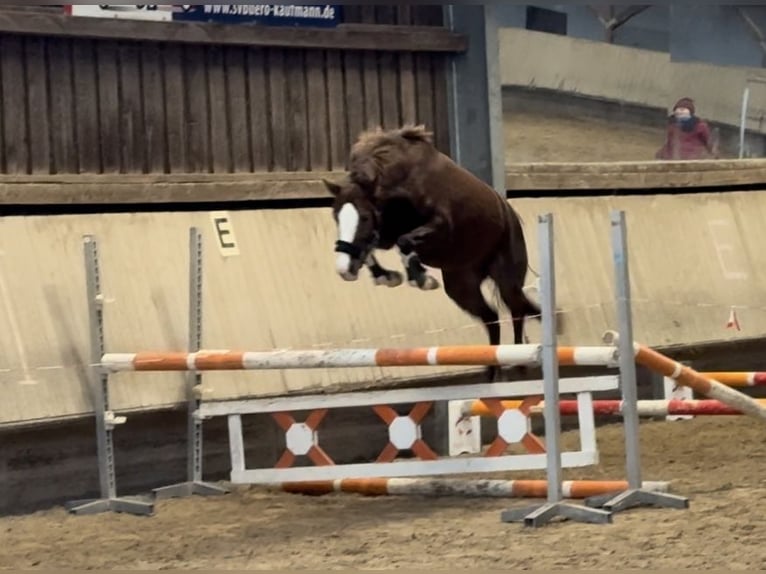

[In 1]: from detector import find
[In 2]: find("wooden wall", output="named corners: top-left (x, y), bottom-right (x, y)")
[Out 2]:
top-left (0, 4), bottom-right (453, 175)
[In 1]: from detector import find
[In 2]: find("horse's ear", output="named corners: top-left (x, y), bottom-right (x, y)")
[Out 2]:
top-left (399, 124), bottom-right (433, 144)
top-left (322, 178), bottom-right (341, 197)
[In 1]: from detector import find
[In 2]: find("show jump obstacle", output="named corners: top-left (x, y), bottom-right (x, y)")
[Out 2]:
top-left (72, 210), bottom-right (766, 528)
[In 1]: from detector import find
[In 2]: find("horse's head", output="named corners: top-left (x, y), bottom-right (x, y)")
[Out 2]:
top-left (323, 177), bottom-right (380, 282)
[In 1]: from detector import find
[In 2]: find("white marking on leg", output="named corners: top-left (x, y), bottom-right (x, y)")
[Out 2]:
top-left (336, 203), bottom-right (359, 276)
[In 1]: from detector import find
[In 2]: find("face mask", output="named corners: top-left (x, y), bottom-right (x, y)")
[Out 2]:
top-left (674, 107), bottom-right (692, 120)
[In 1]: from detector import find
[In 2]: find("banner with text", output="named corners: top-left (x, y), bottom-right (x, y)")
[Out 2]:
top-left (65, 5), bottom-right (342, 27)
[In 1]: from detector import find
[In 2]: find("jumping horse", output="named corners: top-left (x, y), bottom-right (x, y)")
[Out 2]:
top-left (324, 125), bottom-right (550, 381)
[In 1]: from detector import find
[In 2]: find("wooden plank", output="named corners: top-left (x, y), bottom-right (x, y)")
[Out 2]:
top-left (46, 38), bottom-right (78, 173)
top-left (140, 42), bottom-right (168, 173)
top-left (71, 39), bottom-right (100, 173)
top-left (344, 51), bottom-right (365, 150)
top-left (285, 49), bottom-right (309, 172)
top-left (0, 158), bottom-right (760, 184)
top-left (414, 53), bottom-right (435, 134)
top-left (1, 159), bottom-right (766, 205)
top-left (224, 46), bottom-right (252, 173)
top-left (95, 40), bottom-right (121, 173)
top-left (325, 50), bottom-right (348, 171)
top-left (183, 44), bottom-right (211, 172)
top-left (267, 48), bottom-right (288, 171)
top-left (412, 5), bottom-right (444, 26)
top-left (161, 44), bottom-right (187, 173)
top-left (1, 36), bottom-right (28, 173)
top-left (505, 160), bottom-right (766, 190)
top-left (341, 6), bottom-right (363, 23)
top-left (379, 50), bottom-right (400, 129)
top-left (375, 6), bottom-right (398, 24)
top-left (0, 13), bottom-right (468, 53)
top-left (358, 6), bottom-right (377, 24)
top-left (206, 45), bottom-right (232, 173)
top-left (0, 38), bottom-right (5, 172)
top-left (362, 52), bottom-right (381, 131)
top-left (246, 48), bottom-right (270, 171)
top-left (398, 51), bottom-right (417, 125)
top-left (0, 171), bottom-right (345, 204)
top-left (431, 54), bottom-right (450, 153)
top-left (361, 8), bottom-right (381, 131)
top-left (395, 4), bottom-right (413, 25)
top-left (24, 37), bottom-right (51, 174)
top-left (117, 41), bottom-right (146, 173)
top-left (305, 50), bottom-right (330, 172)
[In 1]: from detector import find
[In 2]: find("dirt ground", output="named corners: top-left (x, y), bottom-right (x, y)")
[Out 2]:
top-left (504, 108), bottom-right (667, 163)
top-left (1, 114), bottom-right (757, 570)
top-left (2, 416), bottom-right (766, 570)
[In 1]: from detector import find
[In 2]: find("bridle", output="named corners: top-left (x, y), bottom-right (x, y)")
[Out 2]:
top-left (334, 229), bottom-right (379, 264)
top-left (334, 203), bottom-right (381, 266)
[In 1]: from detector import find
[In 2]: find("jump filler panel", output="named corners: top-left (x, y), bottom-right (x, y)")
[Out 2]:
top-left (198, 375), bottom-right (619, 484)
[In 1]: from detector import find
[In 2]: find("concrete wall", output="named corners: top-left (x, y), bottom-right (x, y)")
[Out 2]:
top-left (495, 4), bottom-right (765, 65)
top-left (495, 4), bottom-right (670, 53)
top-left (499, 27), bottom-right (766, 136)
top-left (3, 190), bottom-right (766, 427)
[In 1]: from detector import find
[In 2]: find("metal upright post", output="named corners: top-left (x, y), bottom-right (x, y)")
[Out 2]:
top-left (66, 235), bottom-right (154, 516)
top-left (500, 214), bottom-right (612, 527)
top-left (584, 210), bottom-right (689, 513)
top-left (153, 227), bottom-right (228, 500)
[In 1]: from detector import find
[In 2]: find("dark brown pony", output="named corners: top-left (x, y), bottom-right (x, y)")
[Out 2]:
top-left (325, 124), bottom-right (550, 381)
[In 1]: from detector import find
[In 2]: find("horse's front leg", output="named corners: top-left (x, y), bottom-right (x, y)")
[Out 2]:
top-left (365, 253), bottom-right (403, 287)
top-left (396, 216), bottom-right (445, 291)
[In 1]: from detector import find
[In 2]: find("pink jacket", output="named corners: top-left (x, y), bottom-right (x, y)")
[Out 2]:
top-left (655, 115), bottom-right (716, 160)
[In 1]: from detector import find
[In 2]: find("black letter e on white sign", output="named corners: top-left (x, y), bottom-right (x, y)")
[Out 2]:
top-left (210, 211), bottom-right (240, 257)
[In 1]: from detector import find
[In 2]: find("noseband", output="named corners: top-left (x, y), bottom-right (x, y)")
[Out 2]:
top-left (334, 239), bottom-right (364, 259)
top-left (334, 230), bottom-right (380, 262)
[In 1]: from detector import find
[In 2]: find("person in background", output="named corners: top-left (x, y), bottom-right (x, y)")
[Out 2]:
top-left (655, 97), bottom-right (718, 160)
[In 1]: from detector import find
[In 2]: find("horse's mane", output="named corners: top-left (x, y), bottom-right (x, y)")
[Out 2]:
top-left (355, 124), bottom-right (434, 148)
top-left (350, 124), bottom-right (436, 189)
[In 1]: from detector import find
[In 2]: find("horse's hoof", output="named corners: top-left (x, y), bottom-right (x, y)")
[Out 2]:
top-left (375, 271), bottom-right (403, 288)
top-left (408, 274), bottom-right (440, 291)
top-left (421, 275), bottom-right (440, 290)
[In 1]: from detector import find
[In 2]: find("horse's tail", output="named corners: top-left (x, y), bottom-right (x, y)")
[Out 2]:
top-left (491, 200), bottom-right (564, 335)
top-left (505, 203), bottom-right (541, 281)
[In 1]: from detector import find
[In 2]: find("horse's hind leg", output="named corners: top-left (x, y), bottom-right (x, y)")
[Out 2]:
top-left (442, 269), bottom-right (501, 382)
top-left (489, 264), bottom-right (542, 379)
top-left (489, 262), bottom-right (541, 346)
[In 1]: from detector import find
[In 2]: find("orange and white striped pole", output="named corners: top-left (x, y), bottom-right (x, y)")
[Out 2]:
top-left (602, 331), bottom-right (766, 421)
top-left (698, 372), bottom-right (766, 387)
top-left (275, 478), bottom-right (670, 499)
top-left (100, 344), bottom-right (619, 372)
top-left (462, 398), bottom-right (766, 418)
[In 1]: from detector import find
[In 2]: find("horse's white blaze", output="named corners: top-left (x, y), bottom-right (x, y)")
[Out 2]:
top-left (336, 202), bottom-right (360, 276)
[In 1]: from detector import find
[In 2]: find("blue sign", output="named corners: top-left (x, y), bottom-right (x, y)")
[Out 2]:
top-left (173, 4), bottom-right (342, 28)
